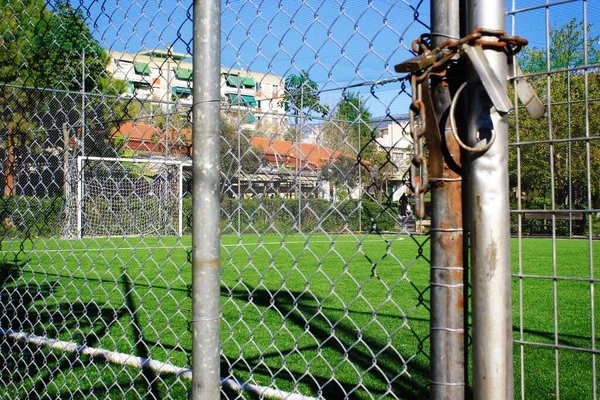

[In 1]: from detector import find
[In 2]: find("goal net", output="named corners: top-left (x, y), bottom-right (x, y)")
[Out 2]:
top-left (62, 156), bottom-right (190, 238)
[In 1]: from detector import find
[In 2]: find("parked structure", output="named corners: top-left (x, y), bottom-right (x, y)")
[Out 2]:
top-left (109, 121), bottom-right (344, 200)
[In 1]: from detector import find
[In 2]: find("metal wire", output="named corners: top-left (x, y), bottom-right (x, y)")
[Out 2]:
top-left (3, 0), bottom-right (596, 398)
top-left (0, 1), bottom-right (430, 399)
top-left (509, 1), bottom-right (600, 399)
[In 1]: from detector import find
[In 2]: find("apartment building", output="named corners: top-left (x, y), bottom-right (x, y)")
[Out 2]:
top-left (106, 49), bottom-right (287, 131)
top-left (371, 114), bottom-right (413, 201)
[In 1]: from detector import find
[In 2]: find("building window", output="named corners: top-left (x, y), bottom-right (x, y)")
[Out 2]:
top-left (242, 76), bottom-right (256, 88)
top-left (224, 74), bottom-right (240, 87)
top-left (115, 59), bottom-right (132, 70)
top-left (224, 74), bottom-right (256, 89)
top-left (172, 87), bottom-right (192, 99)
top-left (227, 93), bottom-right (258, 107)
top-left (132, 81), bottom-right (151, 90)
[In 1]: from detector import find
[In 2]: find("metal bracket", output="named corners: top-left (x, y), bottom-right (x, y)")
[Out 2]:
top-left (508, 57), bottom-right (546, 119)
top-left (461, 43), bottom-right (513, 114)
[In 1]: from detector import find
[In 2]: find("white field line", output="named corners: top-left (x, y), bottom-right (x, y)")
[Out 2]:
top-left (0, 328), bottom-right (319, 400)
top-left (0, 238), bottom-right (404, 254)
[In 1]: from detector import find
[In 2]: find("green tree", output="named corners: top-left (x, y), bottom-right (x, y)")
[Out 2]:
top-left (1, 1), bottom-right (130, 195)
top-left (519, 19), bottom-right (600, 72)
top-left (0, 0), bottom-right (48, 195)
top-left (324, 91), bottom-right (375, 159)
top-left (319, 92), bottom-right (375, 200)
top-left (220, 116), bottom-right (263, 198)
top-left (0, 0), bottom-right (45, 84)
top-left (510, 19), bottom-right (600, 210)
top-left (27, 0), bottom-right (111, 91)
top-left (280, 70), bottom-right (329, 126)
top-left (320, 155), bottom-right (361, 198)
top-left (367, 151), bottom-right (399, 203)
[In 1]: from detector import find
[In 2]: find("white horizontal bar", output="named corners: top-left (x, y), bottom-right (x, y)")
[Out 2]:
top-left (78, 155), bottom-right (192, 166)
top-left (0, 328), bottom-right (318, 400)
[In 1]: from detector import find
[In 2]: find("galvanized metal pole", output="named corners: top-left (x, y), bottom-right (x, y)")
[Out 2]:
top-left (192, 1), bottom-right (221, 399)
top-left (429, 1), bottom-right (465, 398)
top-left (467, 0), bottom-right (513, 399)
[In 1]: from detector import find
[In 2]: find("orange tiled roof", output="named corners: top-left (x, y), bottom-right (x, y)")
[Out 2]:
top-left (113, 123), bottom-right (343, 169)
top-left (113, 122), bottom-right (191, 154)
top-left (250, 137), bottom-right (343, 170)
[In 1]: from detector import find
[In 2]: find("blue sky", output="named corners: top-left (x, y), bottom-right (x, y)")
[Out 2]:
top-left (78, 0), bottom-right (599, 118)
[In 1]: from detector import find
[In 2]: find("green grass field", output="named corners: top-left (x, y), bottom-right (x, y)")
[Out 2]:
top-left (0, 234), bottom-right (598, 399)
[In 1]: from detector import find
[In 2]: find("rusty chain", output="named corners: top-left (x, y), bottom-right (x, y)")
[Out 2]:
top-left (403, 28), bottom-right (528, 219)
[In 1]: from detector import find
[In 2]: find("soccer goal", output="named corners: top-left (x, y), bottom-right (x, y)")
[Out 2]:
top-left (62, 156), bottom-right (191, 238)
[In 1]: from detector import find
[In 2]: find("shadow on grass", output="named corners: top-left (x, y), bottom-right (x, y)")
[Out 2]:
top-left (0, 251), bottom-right (432, 399)
top-left (0, 260), bottom-right (186, 399)
top-left (121, 267), bottom-right (161, 400)
top-left (8, 257), bottom-right (580, 398)
top-left (222, 283), bottom-right (431, 399)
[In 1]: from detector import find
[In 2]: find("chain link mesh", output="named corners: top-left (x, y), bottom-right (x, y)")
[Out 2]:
top-left (509, 1), bottom-right (600, 398)
top-left (0, 0), bottom-right (435, 398)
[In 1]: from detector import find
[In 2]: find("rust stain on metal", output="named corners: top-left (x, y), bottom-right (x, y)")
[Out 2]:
top-left (195, 259), bottom-right (220, 269)
top-left (486, 240), bottom-right (497, 278)
top-left (456, 293), bottom-right (464, 310)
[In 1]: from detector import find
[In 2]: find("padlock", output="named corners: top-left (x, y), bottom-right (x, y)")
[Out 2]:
top-left (394, 53), bottom-right (437, 73)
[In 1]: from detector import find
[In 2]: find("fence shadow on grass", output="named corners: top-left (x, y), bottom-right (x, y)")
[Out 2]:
top-left (0, 260), bottom-right (188, 399)
top-left (0, 258), bottom-right (459, 399)
top-left (223, 283), bottom-right (430, 399)
top-left (120, 267), bottom-right (161, 400)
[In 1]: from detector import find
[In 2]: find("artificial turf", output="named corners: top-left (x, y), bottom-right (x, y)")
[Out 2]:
top-left (0, 234), bottom-right (597, 399)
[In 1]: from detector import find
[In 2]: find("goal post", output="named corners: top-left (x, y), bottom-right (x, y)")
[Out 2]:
top-left (63, 156), bottom-right (191, 238)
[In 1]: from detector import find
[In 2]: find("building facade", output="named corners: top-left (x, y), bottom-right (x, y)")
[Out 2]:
top-left (371, 114), bottom-right (413, 202)
top-left (106, 49), bottom-right (287, 131)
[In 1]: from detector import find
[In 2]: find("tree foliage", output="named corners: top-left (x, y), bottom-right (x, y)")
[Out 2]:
top-left (510, 19), bottom-right (600, 209)
top-left (0, 0), bottom-right (113, 91)
top-left (519, 19), bottom-right (600, 72)
top-left (0, 0), bottom-right (129, 195)
top-left (367, 151), bottom-right (399, 203)
top-left (27, 0), bottom-right (112, 92)
top-left (280, 70), bottom-right (329, 124)
top-left (319, 91), bottom-right (377, 199)
top-left (220, 117), bottom-right (263, 197)
top-left (324, 91), bottom-right (375, 159)
top-left (320, 155), bottom-right (361, 199)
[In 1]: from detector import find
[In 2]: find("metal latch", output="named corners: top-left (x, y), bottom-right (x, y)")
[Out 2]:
top-left (461, 43), bottom-right (513, 114)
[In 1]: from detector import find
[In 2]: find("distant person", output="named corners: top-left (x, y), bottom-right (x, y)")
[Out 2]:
top-left (399, 193), bottom-right (408, 216)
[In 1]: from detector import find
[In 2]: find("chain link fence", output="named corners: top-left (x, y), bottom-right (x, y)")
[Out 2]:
top-left (0, 1), bottom-right (433, 398)
top-left (3, 0), bottom-right (597, 398)
top-left (509, 1), bottom-right (600, 399)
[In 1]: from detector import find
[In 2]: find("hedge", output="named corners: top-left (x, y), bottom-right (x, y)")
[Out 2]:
top-left (1, 196), bottom-right (400, 238)
top-left (184, 197), bottom-right (398, 235)
top-left (0, 196), bottom-right (65, 238)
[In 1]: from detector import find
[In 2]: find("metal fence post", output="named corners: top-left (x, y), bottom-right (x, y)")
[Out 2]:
top-left (192, 1), bottom-right (221, 399)
top-left (429, 0), bottom-right (465, 398)
top-left (467, 0), bottom-right (513, 398)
